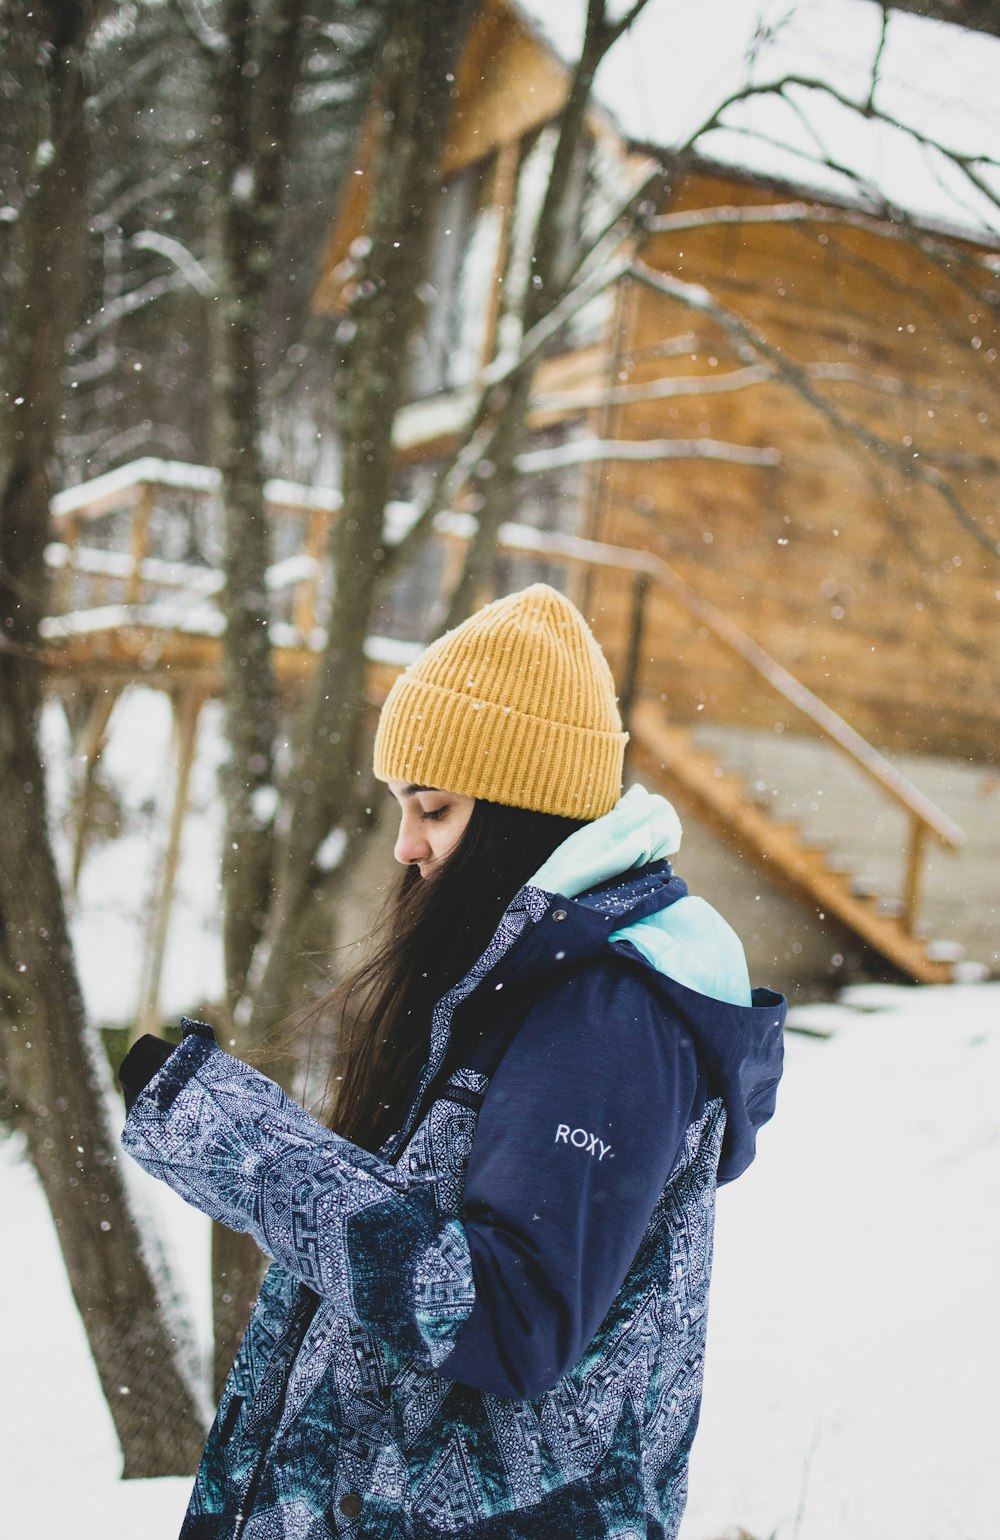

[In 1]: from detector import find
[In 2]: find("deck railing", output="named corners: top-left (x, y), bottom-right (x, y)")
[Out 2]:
top-left (44, 458), bottom-right (963, 944)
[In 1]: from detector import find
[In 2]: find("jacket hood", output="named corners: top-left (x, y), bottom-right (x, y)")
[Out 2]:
top-left (530, 783), bottom-right (748, 1005)
top-left (527, 783), bottom-right (785, 1183)
top-left (530, 782), bottom-right (684, 894)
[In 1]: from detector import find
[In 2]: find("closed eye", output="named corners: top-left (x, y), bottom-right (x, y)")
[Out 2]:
top-left (420, 807), bottom-right (448, 822)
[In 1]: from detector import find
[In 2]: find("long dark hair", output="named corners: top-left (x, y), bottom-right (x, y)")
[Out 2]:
top-left (326, 798), bottom-right (586, 1150)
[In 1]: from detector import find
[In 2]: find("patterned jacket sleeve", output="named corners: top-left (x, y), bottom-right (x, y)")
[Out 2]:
top-left (120, 1019), bottom-right (474, 1368)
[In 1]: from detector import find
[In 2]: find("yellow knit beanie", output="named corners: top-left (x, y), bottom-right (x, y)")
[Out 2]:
top-left (373, 584), bottom-right (628, 820)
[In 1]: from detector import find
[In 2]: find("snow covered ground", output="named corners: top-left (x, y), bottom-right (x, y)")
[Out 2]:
top-left (40, 688), bottom-right (227, 1027)
top-left (2, 980), bottom-right (997, 1540)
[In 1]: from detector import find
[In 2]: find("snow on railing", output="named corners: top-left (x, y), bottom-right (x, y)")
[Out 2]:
top-left (50, 457), bottom-right (342, 521)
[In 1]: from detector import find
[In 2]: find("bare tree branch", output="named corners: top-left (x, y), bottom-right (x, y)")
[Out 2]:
top-left (172, 0), bottom-right (227, 60)
top-left (603, 0), bottom-right (655, 48)
top-left (867, 5), bottom-right (890, 116)
top-left (533, 358), bottom-right (964, 414)
top-left (488, 255), bottom-right (634, 387)
top-left (645, 199), bottom-right (1000, 260)
top-left (629, 259), bottom-right (1000, 559)
top-left (646, 193), bottom-right (1000, 340)
top-left (66, 270), bottom-right (194, 348)
top-left (687, 72), bottom-right (1000, 218)
top-left (380, 253), bottom-right (633, 581)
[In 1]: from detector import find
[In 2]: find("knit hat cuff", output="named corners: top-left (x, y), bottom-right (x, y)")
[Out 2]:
top-left (373, 673), bottom-right (628, 821)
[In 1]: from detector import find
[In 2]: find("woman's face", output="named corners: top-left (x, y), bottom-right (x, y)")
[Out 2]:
top-left (386, 780), bottom-right (475, 878)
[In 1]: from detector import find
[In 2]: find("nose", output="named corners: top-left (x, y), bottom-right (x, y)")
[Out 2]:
top-left (393, 816), bottom-right (431, 868)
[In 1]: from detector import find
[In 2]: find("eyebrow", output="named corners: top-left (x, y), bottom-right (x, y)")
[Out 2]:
top-left (401, 783), bottom-right (435, 798)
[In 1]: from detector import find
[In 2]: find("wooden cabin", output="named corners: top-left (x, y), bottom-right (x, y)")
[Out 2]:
top-left (310, 0), bottom-right (1000, 983)
top-left (315, 0), bottom-right (998, 763)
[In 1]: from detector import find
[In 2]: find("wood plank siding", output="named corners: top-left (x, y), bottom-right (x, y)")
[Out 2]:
top-left (312, 1), bottom-right (999, 765)
top-left (591, 168), bottom-right (999, 761)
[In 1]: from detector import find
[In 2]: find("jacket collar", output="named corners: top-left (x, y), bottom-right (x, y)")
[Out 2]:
top-left (491, 862), bottom-right (684, 982)
top-left (387, 864), bottom-right (684, 1157)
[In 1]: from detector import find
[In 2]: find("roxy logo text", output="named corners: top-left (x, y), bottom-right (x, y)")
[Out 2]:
top-left (554, 1125), bottom-right (613, 1161)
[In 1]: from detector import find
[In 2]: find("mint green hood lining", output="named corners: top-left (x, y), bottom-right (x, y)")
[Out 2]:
top-left (529, 784), bottom-right (752, 1009)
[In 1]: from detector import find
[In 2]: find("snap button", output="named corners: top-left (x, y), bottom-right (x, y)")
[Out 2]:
top-left (339, 1492), bottom-right (363, 1518)
top-left (551, 909), bottom-right (568, 922)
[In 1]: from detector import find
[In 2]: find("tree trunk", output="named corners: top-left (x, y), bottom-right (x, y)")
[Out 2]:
top-left (241, 0), bottom-right (479, 1046)
top-left (205, 0), bottom-right (313, 1377)
top-left (0, 2), bottom-right (208, 1477)
top-left (211, 1), bottom-right (280, 1017)
top-left (440, 4), bottom-right (616, 629)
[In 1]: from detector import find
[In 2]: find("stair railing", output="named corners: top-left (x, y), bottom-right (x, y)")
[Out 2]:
top-left (466, 518), bottom-right (965, 940)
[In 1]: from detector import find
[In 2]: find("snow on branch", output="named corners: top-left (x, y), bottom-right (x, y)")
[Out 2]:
top-left (94, 165), bottom-right (200, 231)
top-left (130, 232), bottom-right (216, 297)
top-left (516, 436), bottom-right (779, 472)
top-left (85, 42), bottom-right (176, 117)
top-left (534, 363), bottom-right (773, 412)
top-left (534, 358), bottom-right (952, 415)
top-left (173, 0), bottom-right (227, 59)
top-left (67, 271), bottom-right (194, 347)
top-left (645, 200), bottom-right (1000, 258)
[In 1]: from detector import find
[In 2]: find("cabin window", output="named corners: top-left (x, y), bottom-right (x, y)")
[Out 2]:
top-left (409, 156), bottom-right (500, 400)
top-left (497, 125), bottom-right (615, 359)
top-left (373, 463), bottom-right (449, 642)
top-left (495, 126), bottom-right (558, 358)
top-left (407, 124), bottom-right (618, 401)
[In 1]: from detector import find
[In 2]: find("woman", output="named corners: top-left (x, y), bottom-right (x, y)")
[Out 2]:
top-left (120, 583), bottom-right (785, 1540)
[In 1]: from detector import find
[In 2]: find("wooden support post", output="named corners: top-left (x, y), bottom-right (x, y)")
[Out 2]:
top-left (127, 482), bottom-right (155, 605)
top-left (440, 528), bottom-right (468, 597)
top-left (480, 139), bottom-right (519, 372)
top-left (70, 685), bottom-right (123, 894)
top-left (903, 818), bottom-right (927, 936)
top-left (619, 572), bottom-right (649, 731)
top-left (134, 691), bottom-right (203, 1041)
top-left (293, 507), bottom-right (330, 634)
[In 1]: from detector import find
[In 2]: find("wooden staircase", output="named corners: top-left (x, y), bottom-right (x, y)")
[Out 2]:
top-left (40, 458), bottom-right (968, 989)
top-left (628, 700), bottom-right (958, 984)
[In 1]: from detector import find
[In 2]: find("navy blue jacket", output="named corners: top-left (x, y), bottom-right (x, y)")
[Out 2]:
top-left (122, 858), bottom-right (784, 1539)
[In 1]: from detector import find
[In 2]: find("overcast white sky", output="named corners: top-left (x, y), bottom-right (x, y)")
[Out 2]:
top-left (519, 0), bottom-right (1000, 236)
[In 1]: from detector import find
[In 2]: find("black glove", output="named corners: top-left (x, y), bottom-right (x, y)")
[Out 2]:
top-left (119, 1034), bottom-right (176, 1113)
